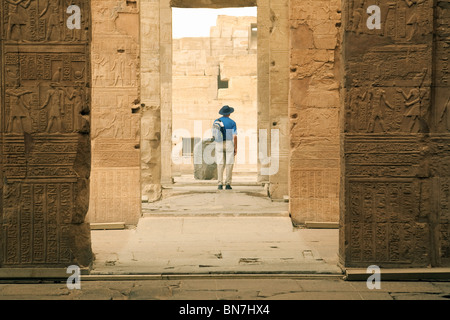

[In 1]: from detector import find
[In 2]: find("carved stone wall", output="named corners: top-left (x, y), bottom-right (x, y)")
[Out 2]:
top-left (88, 0), bottom-right (141, 225)
top-left (289, 0), bottom-right (341, 224)
top-left (0, 0), bottom-right (92, 267)
top-left (432, 0), bottom-right (450, 267)
top-left (339, 0), bottom-right (448, 268)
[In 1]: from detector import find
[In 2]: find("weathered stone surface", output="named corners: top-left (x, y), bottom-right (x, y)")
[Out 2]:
top-left (340, 0), bottom-right (440, 268)
top-left (193, 139), bottom-right (217, 180)
top-left (88, 0), bottom-right (141, 225)
top-left (0, 0), bottom-right (92, 267)
top-left (432, 0), bottom-right (450, 267)
top-left (289, 0), bottom-right (341, 223)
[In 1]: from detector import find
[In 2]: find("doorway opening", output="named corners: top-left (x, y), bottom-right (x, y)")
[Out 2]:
top-left (89, 3), bottom-right (340, 276)
top-left (170, 7), bottom-right (259, 186)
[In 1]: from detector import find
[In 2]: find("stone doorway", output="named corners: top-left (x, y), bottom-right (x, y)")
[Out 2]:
top-left (88, 0), bottom-right (293, 226)
top-left (87, 1), bottom-right (341, 275)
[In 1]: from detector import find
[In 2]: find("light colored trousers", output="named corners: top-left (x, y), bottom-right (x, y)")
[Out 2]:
top-left (216, 140), bottom-right (235, 185)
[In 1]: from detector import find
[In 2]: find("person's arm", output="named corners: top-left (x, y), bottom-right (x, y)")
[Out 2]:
top-left (233, 122), bottom-right (237, 156)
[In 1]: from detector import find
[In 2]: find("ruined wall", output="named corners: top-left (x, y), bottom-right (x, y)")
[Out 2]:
top-left (89, 0), bottom-right (141, 224)
top-left (288, 0), bottom-right (341, 224)
top-left (0, 0), bottom-right (92, 267)
top-left (340, 0), bottom-right (449, 268)
top-left (172, 16), bottom-right (258, 175)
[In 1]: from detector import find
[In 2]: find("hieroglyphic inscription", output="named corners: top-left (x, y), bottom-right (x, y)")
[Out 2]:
top-left (4, 49), bottom-right (90, 135)
top-left (348, 180), bottom-right (429, 264)
top-left (3, 182), bottom-right (74, 265)
top-left (1, 0), bottom-right (92, 266)
top-left (88, 0), bottom-right (141, 225)
top-left (2, 0), bottom-right (89, 42)
top-left (342, 0), bottom-right (434, 267)
top-left (346, 0), bottom-right (433, 40)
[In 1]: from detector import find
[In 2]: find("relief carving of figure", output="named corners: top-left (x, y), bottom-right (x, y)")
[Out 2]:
top-left (6, 66), bottom-right (20, 86)
top-left (439, 96), bottom-right (450, 131)
top-left (404, 0), bottom-right (427, 40)
top-left (40, 83), bottom-right (69, 133)
top-left (6, 85), bottom-right (33, 133)
top-left (45, 4), bottom-right (62, 41)
top-left (367, 88), bottom-right (394, 133)
top-left (67, 86), bottom-right (88, 132)
top-left (348, 88), bottom-right (367, 132)
top-left (350, 0), bottom-right (365, 34)
top-left (92, 52), bottom-right (108, 85)
top-left (128, 58), bottom-right (139, 86)
top-left (111, 53), bottom-right (126, 86)
top-left (397, 88), bottom-right (428, 133)
top-left (6, 0), bottom-right (32, 40)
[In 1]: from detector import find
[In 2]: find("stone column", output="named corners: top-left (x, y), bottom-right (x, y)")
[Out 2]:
top-left (0, 0), bottom-right (92, 267)
top-left (257, 0), bottom-right (271, 184)
top-left (288, 0), bottom-right (341, 224)
top-left (431, 1), bottom-right (450, 267)
top-left (160, 0), bottom-right (173, 185)
top-left (89, 0), bottom-right (141, 225)
top-left (340, 0), bottom-right (436, 268)
top-left (140, 0), bottom-right (162, 202)
top-left (268, 0), bottom-right (290, 199)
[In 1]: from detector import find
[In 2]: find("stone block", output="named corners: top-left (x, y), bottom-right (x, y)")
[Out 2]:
top-left (194, 139), bottom-right (218, 180)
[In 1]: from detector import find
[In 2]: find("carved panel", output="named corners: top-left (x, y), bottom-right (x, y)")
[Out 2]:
top-left (347, 179), bottom-right (430, 265)
top-left (1, 0), bottom-right (92, 267)
top-left (88, 0), bottom-right (141, 225)
top-left (2, 0), bottom-right (89, 42)
top-left (341, 0), bottom-right (435, 268)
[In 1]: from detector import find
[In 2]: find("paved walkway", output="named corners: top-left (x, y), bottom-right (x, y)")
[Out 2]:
top-left (1, 278), bottom-right (450, 300)
top-left (90, 216), bottom-right (340, 275)
top-left (91, 175), bottom-right (341, 275)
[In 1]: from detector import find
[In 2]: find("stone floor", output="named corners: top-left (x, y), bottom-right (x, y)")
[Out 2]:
top-left (3, 176), bottom-right (448, 300)
top-left (90, 216), bottom-right (340, 275)
top-left (91, 176), bottom-right (340, 275)
top-left (1, 278), bottom-right (450, 300)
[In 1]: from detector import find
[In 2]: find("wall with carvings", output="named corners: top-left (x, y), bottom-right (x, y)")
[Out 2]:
top-left (340, 0), bottom-right (450, 268)
top-left (433, 0), bottom-right (450, 267)
top-left (288, 0), bottom-right (342, 224)
top-left (88, 0), bottom-right (141, 225)
top-left (0, 0), bottom-right (92, 267)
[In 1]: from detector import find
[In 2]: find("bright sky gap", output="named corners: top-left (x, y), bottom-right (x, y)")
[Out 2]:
top-left (172, 7), bottom-right (257, 39)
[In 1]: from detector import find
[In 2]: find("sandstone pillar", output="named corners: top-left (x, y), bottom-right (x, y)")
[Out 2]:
top-left (288, 0), bottom-right (341, 224)
top-left (257, 0), bottom-right (271, 183)
top-left (340, 0), bottom-right (440, 267)
top-left (140, 0), bottom-right (162, 202)
top-left (89, 0), bottom-right (141, 225)
top-left (0, 0), bottom-right (92, 267)
top-left (431, 1), bottom-right (450, 267)
top-left (160, 0), bottom-right (173, 185)
top-left (268, 0), bottom-right (290, 199)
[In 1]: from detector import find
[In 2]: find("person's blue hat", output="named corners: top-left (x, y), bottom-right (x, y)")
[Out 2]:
top-left (219, 105), bottom-right (234, 115)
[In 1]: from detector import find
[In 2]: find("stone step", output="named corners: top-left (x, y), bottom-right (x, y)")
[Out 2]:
top-left (142, 211), bottom-right (290, 217)
top-left (345, 268), bottom-right (450, 281)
